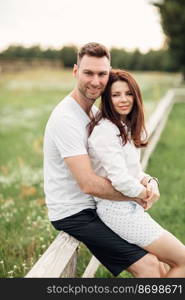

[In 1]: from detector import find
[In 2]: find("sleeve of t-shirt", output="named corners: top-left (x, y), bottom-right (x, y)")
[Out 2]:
top-left (88, 121), bottom-right (144, 198)
top-left (51, 115), bottom-right (88, 158)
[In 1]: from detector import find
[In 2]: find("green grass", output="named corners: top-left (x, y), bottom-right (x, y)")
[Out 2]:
top-left (146, 103), bottom-right (185, 243)
top-left (0, 68), bottom-right (182, 277)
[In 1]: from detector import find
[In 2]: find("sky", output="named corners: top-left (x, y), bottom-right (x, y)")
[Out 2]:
top-left (0, 0), bottom-right (165, 53)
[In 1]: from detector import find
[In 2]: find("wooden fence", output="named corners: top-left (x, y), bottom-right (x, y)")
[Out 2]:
top-left (25, 88), bottom-right (178, 278)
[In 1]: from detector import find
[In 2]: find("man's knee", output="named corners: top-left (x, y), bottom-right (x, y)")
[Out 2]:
top-left (127, 254), bottom-right (161, 278)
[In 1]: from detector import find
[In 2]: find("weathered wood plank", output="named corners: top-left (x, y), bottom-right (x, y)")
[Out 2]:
top-left (82, 256), bottom-right (100, 278)
top-left (141, 89), bottom-right (175, 170)
top-left (146, 89), bottom-right (175, 137)
top-left (61, 251), bottom-right (78, 278)
top-left (25, 232), bottom-right (79, 278)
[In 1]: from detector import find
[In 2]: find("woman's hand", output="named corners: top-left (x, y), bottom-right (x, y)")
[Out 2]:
top-left (137, 186), bottom-right (152, 200)
top-left (144, 179), bottom-right (160, 210)
top-left (135, 187), bottom-right (152, 209)
top-left (140, 176), bottom-right (151, 187)
top-left (135, 177), bottom-right (160, 210)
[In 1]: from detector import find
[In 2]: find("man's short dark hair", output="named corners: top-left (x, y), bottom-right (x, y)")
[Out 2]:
top-left (77, 42), bottom-right (110, 65)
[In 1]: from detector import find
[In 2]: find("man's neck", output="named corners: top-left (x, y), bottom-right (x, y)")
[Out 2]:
top-left (71, 89), bottom-right (95, 117)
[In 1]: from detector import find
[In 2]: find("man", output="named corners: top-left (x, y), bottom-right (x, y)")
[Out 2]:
top-left (44, 42), bottom-right (165, 277)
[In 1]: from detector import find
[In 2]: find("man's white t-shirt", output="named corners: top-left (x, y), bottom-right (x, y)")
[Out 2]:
top-left (43, 95), bottom-right (96, 221)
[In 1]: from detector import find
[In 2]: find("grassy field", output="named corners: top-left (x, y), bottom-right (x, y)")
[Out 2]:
top-left (0, 68), bottom-right (182, 277)
top-left (146, 102), bottom-right (185, 243)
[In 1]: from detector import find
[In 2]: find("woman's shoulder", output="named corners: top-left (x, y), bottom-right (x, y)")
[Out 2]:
top-left (94, 118), bottom-right (119, 133)
top-left (88, 118), bottom-right (119, 143)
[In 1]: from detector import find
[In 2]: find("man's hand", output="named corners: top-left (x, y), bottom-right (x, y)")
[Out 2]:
top-left (134, 197), bottom-right (148, 209)
top-left (134, 187), bottom-right (152, 209)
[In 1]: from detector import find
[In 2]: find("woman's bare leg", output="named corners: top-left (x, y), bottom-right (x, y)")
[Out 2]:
top-left (127, 253), bottom-right (162, 278)
top-left (159, 261), bottom-right (171, 277)
top-left (144, 231), bottom-right (185, 278)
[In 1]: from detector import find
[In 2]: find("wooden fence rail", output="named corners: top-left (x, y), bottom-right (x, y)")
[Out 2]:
top-left (25, 88), bottom-right (178, 278)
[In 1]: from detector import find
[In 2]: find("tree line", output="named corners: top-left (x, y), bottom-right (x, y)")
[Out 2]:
top-left (0, 1), bottom-right (184, 76)
top-left (0, 45), bottom-right (179, 72)
top-left (153, 0), bottom-right (185, 79)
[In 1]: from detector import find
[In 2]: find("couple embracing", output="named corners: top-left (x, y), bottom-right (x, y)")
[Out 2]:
top-left (44, 42), bottom-right (185, 278)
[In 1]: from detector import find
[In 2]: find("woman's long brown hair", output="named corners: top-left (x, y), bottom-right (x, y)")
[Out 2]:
top-left (88, 69), bottom-right (148, 147)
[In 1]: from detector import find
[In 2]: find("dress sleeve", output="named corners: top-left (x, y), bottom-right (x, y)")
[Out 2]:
top-left (88, 121), bottom-right (144, 197)
top-left (136, 148), bottom-right (150, 181)
top-left (50, 115), bottom-right (88, 158)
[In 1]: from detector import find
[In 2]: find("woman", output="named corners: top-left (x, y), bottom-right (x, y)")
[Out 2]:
top-left (88, 69), bottom-right (185, 277)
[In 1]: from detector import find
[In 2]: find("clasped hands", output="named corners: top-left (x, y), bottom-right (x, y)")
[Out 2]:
top-left (135, 176), bottom-right (160, 210)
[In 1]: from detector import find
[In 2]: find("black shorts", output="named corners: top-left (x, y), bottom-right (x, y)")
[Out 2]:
top-left (51, 208), bottom-right (148, 277)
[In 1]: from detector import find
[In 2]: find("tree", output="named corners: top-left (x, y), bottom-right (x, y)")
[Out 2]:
top-left (153, 0), bottom-right (185, 79)
top-left (42, 48), bottom-right (60, 59)
top-left (59, 46), bottom-right (77, 68)
top-left (128, 49), bottom-right (143, 70)
top-left (1, 45), bottom-right (27, 59)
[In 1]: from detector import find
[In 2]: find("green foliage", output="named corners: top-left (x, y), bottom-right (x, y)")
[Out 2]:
top-left (110, 48), bottom-right (131, 69)
top-left (0, 45), bottom-right (43, 59)
top-left (110, 47), bottom-right (177, 72)
top-left (153, 0), bottom-right (185, 78)
top-left (41, 48), bottom-right (60, 60)
top-left (59, 45), bottom-right (78, 68)
top-left (0, 44), bottom-right (179, 72)
top-left (146, 103), bottom-right (185, 243)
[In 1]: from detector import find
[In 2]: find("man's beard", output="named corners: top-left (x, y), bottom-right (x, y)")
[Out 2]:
top-left (79, 86), bottom-right (100, 102)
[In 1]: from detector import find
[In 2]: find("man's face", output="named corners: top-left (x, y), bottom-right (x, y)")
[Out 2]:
top-left (73, 55), bottom-right (110, 101)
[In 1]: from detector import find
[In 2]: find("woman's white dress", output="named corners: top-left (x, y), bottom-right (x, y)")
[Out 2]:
top-left (88, 119), bottom-right (164, 247)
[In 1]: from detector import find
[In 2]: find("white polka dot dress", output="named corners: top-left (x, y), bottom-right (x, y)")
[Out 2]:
top-left (96, 200), bottom-right (164, 247)
top-left (88, 119), bottom-right (165, 248)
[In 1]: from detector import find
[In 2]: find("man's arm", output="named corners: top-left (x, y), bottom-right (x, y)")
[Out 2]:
top-left (64, 154), bottom-right (146, 206)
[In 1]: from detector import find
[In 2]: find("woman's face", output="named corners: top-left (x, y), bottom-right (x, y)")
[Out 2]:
top-left (111, 80), bottom-right (134, 121)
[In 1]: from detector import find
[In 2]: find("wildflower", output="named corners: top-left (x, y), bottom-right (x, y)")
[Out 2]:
top-left (7, 270), bottom-right (14, 275)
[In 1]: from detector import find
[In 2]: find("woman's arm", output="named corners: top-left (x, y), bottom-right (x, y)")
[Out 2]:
top-left (64, 154), bottom-right (147, 208)
top-left (88, 121), bottom-right (148, 200)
